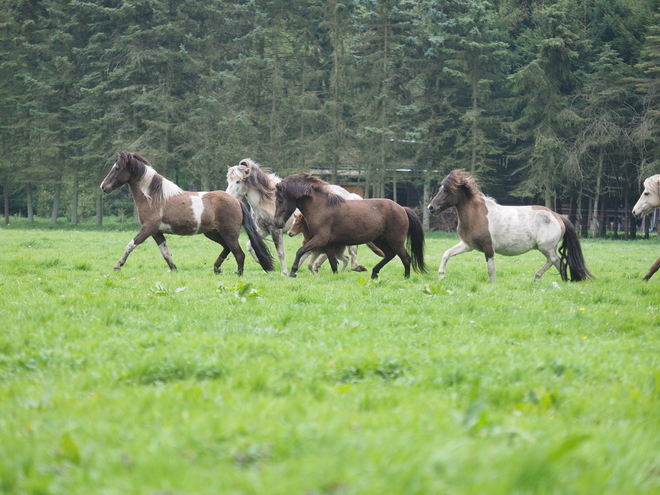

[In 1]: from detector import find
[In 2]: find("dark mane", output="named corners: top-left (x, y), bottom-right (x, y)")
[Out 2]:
top-left (239, 159), bottom-right (276, 203)
top-left (277, 173), bottom-right (346, 206)
top-left (442, 169), bottom-right (482, 199)
top-left (117, 151), bottom-right (150, 181)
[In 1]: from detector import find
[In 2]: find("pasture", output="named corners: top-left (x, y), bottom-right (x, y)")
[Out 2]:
top-left (1, 223), bottom-right (660, 494)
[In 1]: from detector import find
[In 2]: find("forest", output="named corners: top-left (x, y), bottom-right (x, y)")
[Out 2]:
top-left (1, 0), bottom-right (659, 237)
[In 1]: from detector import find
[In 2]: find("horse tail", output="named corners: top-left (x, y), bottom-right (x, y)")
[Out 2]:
top-left (240, 203), bottom-right (275, 272)
top-left (405, 208), bottom-right (428, 274)
top-left (558, 217), bottom-right (594, 282)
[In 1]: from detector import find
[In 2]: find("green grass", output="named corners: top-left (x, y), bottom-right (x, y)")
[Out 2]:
top-left (1, 226), bottom-right (660, 494)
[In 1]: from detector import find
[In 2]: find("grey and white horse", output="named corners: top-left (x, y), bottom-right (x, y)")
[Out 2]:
top-left (632, 174), bottom-right (660, 280)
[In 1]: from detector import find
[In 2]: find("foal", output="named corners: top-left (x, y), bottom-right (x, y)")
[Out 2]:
top-left (287, 212), bottom-right (350, 274)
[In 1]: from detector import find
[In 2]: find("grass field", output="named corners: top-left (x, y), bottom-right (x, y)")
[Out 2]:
top-left (1, 221), bottom-right (660, 494)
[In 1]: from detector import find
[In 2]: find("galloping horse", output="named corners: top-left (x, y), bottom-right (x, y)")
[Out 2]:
top-left (100, 152), bottom-right (274, 274)
top-left (427, 169), bottom-right (593, 283)
top-left (632, 174), bottom-right (660, 280)
top-left (226, 159), bottom-right (367, 274)
top-left (273, 173), bottom-right (427, 279)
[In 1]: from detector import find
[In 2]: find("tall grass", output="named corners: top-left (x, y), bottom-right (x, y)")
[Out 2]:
top-left (1, 227), bottom-right (659, 494)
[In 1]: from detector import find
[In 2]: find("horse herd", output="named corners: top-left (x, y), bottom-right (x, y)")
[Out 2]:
top-left (100, 152), bottom-right (660, 283)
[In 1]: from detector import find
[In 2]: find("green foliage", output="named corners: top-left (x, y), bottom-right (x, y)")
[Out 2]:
top-left (1, 230), bottom-right (660, 493)
top-left (0, 0), bottom-right (659, 219)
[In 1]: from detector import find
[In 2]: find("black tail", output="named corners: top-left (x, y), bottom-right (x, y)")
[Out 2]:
top-left (405, 208), bottom-right (427, 274)
top-left (240, 203), bottom-right (274, 272)
top-left (558, 217), bottom-right (594, 282)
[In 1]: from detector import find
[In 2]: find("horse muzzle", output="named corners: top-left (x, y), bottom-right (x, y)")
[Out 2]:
top-left (274, 220), bottom-right (285, 229)
top-left (100, 182), bottom-right (115, 194)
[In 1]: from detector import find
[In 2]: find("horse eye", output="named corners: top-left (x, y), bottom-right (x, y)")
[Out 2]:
top-left (644, 192), bottom-right (650, 196)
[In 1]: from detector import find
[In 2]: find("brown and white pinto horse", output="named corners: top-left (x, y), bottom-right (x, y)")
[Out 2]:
top-left (632, 174), bottom-right (660, 281)
top-left (427, 169), bottom-right (593, 283)
top-left (100, 152), bottom-right (274, 274)
top-left (273, 173), bottom-right (427, 279)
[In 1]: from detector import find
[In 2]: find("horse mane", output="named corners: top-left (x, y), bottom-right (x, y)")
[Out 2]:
top-left (238, 158), bottom-right (279, 205)
top-left (442, 169), bottom-right (483, 200)
top-left (277, 173), bottom-right (346, 206)
top-left (120, 151), bottom-right (183, 208)
top-left (644, 174), bottom-right (660, 193)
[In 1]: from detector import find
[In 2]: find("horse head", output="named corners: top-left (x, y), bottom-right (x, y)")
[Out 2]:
top-left (633, 174), bottom-right (660, 219)
top-left (287, 212), bottom-right (305, 237)
top-left (226, 161), bottom-right (251, 199)
top-left (100, 152), bottom-right (145, 193)
top-left (428, 169), bottom-right (481, 213)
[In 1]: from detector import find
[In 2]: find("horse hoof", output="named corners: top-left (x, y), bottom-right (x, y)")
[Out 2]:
top-left (113, 266), bottom-right (121, 271)
top-left (438, 274), bottom-right (445, 280)
top-left (352, 265), bottom-right (367, 272)
top-left (289, 272), bottom-right (297, 278)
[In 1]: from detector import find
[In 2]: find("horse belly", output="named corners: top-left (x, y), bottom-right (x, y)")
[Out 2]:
top-left (489, 208), bottom-right (560, 256)
top-left (160, 195), bottom-right (204, 235)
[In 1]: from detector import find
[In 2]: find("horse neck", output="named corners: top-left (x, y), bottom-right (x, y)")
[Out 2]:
top-left (128, 167), bottom-right (181, 211)
top-left (455, 189), bottom-right (488, 225)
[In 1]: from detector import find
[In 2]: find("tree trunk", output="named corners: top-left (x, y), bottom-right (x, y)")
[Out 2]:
top-left (96, 191), bottom-right (103, 226)
top-left (591, 153), bottom-right (604, 237)
top-left (392, 170), bottom-right (397, 203)
top-left (598, 197), bottom-right (607, 238)
top-left (71, 172), bottom-right (79, 225)
top-left (26, 182), bottom-right (34, 222)
top-left (50, 180), bottom-right (61, 227)
top-left (423, 175), bottom-right (430, 230)
top-left (3, 176), bottom-right (8, 224)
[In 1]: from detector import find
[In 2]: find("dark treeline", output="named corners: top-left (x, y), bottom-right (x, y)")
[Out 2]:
top-left (1, 0), bottom-right (659, 236)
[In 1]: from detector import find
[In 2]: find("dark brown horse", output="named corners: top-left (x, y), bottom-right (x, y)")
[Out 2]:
top-left (100, 152), bottom-right (274, 274)
top-left (273, 173), bottom-right (427, 279)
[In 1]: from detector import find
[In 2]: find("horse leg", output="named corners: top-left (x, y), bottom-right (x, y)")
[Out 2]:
top-left (289, 238), bottom-right (328, 277)
top-left (348, 245), bottom-right (366, 272)
top-left (369, 240), bottom-right (396, 280)
top-left (439, 241), bottom-right (472, 280)
top-left (337, 246), bottom-right (349, 273)
top-left (113, 227), bottom-right (157, 270)
top-left (204, 231), bottom-right (233, 274)
top-left (643, 256), bottom-right (660, 281)
top-left (536, 244), bottom-right (563, 282)
top-left (270, 228), bottom-right (288, 276)
top-left (153, 232), bottom-right (178, 271)
top-left (486, 256), bottom-right (496, 283)
top-left (310, 252), bottom-right (325, 274)
top-left (323, 245), bottom-right (340, 274)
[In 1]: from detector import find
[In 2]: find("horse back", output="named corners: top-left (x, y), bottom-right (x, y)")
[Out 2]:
top-left (308, 198), bottom-right (407, 244)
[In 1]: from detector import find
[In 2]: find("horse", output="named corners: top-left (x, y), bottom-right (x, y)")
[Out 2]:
top-left (100, 152), bottom-right (274, 275)
top-left (287, 212), bottom-right (350, 274)
top-left (427, 169), bottom-right (593, 283)
top-left (632, 174), bottom-right (660, 281)
top-left (226, 158), bottom-right (367, 274)
top-left (288, 212), bottom-right (387, 275)
top-left (273, 173), bottom-right (427, 279)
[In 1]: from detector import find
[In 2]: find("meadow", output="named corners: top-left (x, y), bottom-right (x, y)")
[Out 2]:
top-left (1, 219), bottom-right (660, 494)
